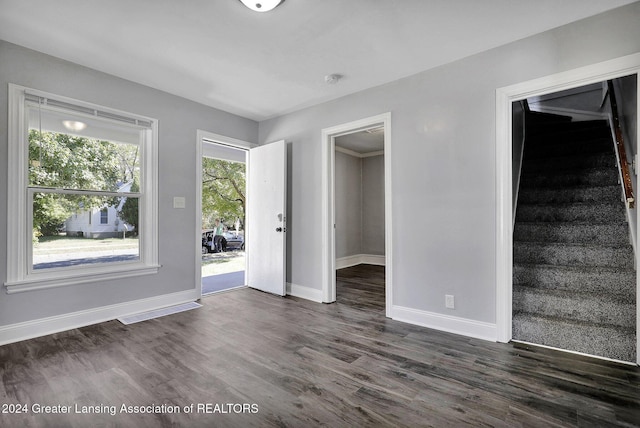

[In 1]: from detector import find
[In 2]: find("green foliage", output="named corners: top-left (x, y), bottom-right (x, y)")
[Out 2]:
top-left (202, 158), bottom-right (246, 229)
top-left (33, 193), bottom-right (78, 236)
top-left (28, 129), bottom-right (139, 236)
top-left (118, 178), bottom-right (139, 235)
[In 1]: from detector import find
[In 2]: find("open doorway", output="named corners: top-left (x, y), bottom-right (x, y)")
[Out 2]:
top-left (334, 130), bottom-right (386, 311)
top-left (496, 53), bottom-right (640, 365)
top-left (321, 113), bottom-right (393, 316)
top-left (197, 131), bottom-right (253, 295)
top-left (512, 77), bottom-right (637, 362)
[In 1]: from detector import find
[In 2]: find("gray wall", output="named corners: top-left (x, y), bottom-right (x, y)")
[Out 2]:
top-left (335, 152), bottom-right (385, 259)
top-left (258, 2), bottom-right (640, 324)
top-left (335, 151), bottom-right (362, 258)
top-left (0, 41), bottom-right (257, 327)
top-left (362, 155), bottom-right (385, 255)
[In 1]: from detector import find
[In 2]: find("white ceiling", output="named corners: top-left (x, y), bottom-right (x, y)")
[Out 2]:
top-left (0, 0), bottom-right (635, 121)
top-left (335, 129), bottom-right (384, 155)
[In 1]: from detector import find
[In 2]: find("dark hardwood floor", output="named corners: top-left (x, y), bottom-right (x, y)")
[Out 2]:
top-left (1, 264), bottom-right (638, 427)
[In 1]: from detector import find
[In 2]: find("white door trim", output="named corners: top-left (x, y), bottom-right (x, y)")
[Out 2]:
top-left (321, 112), bottom-right (393, 317)
top-left (495, 53), bottom-right (640, 364)
top-left (196, 130), bottom-right (255, 296)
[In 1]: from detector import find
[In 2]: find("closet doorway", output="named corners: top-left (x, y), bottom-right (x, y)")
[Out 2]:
top-left (321, 113), bottom-right (393, 316)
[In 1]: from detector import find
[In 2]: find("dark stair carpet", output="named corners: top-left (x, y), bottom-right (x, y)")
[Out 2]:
top-left (513, 113), bottom-right (637, 362)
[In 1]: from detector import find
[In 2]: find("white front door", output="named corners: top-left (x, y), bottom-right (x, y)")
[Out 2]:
top-left (246, 140), bottom-right (287, 296)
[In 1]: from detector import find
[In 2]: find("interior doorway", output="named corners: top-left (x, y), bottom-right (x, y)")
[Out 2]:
top-left (321, 113), bottom-right (393, 316)
top-left (196, 131), bottom-right (254, 296)
top-left (495, 53), bottom-right (640, 364)
top-left (334, 129), bottom-right (386, 312)
top-left (512, 77), bottom-right (637, 362)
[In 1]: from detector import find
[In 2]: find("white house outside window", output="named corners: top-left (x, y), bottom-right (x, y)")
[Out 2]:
top-left (5, 85), bottom-right (159, 292)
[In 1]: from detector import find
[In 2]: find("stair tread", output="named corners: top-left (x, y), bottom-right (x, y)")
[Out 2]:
top-left (517, 201), bottom-right (622, 207)
top-left (512, 312), bottom-right (636, 334)
top-left (513, 283), bottom-right (636, 303)
top-left (526, 136), bottom-right (612, 148)
top-left (527, 133), bottom-right (611, 143)
top-left (520, 182), bottom-right (621, 189)
top-left (513, 241), bottom-right (633, 250)
top-left (514, 220), bottom-right (627, 226)
top-left (514, 266), bottom-right (636, 294)
top-left (514, 261), bottom-right (635, 272)
top-left (521, 165), bottom-right (616, 175)
top-left (514, 223), bottom-right (631, 246)
top-left (512, 313), bottom-right (636, 362)
top-left (523, 157), bottom-right (615, 169)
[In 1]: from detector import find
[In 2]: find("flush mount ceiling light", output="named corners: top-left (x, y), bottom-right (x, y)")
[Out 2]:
top-left (238, 0), bottom-right (284, 12)
top-left (62, 120), bottom-right (87, 132)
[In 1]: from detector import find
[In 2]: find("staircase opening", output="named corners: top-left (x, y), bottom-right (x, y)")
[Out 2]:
top-left (512, 76), bottom-right (637, 363)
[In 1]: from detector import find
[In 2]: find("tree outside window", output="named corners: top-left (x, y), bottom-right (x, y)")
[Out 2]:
top-left (202, 158), bottom-right (245, 231)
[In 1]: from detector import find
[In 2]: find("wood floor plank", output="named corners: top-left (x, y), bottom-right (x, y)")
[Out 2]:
top-left (0, 264), bottom-right (638, 427)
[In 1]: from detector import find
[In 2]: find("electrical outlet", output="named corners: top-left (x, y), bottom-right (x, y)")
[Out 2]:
top-left (445, 295), bottom-right (455, 309)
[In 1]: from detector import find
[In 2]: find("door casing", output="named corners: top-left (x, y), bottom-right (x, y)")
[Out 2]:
top-left (321, 112), bottom-right (393, 317)
top-left (196, 130), bottom-right (255, 296)
top-left (495, 53), bottom-right (640, 364)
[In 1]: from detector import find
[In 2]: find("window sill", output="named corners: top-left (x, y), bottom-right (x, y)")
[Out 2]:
top-left (4, 263), bottom-right (161, 294)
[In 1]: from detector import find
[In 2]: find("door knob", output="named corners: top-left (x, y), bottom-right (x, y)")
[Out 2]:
top-left (276, 227), bottom-right (283, 232)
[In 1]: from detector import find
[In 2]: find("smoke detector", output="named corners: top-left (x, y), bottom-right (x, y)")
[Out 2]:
top-left (324, 74), bottom-right (342, 85)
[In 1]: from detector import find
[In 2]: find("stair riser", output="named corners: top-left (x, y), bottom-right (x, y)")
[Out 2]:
top-left (513, 289), bottom-right (636, 327)
top-left (514, 223), bottom-right (630, 246)
top-left (513, 265), bottom-right (635, 296)
top-left (515, 203), bottom-right (626, 223)
top-left (527, 125), bottom-right (611, 143)
top-left (522, 154), bottom-right (615, 173)
top-left (525, 139), bottom-right (612, 159)
top-left (527, 120), bottom-right (611, 140)
top-left (520, 168), bottom-right (618, 188)
top-left (513, 243), bottom-right (634, 269)
top-left (517, 186), bottom-right (621, 204)
top-left (512, 315), bottom-right (636, 362)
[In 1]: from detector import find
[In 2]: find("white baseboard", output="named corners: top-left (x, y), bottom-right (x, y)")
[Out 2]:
top-left (336, 254), bottom-right (385, 269)
top-left (392, 305), bottom-right (497, 342)
top-left (286, 282), bottom-right (323, 303)
top-left (0, 289), bottom-right (200, 346)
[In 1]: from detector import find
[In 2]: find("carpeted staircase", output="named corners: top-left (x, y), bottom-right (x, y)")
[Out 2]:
top-left (513, 111), bottom-right (637, 362)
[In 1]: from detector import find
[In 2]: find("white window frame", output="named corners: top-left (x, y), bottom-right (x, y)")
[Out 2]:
top-left (5, 84), bottom-right (160, 293)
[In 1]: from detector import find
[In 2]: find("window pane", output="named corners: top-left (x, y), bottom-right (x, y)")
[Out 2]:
top-left (28, 107), bottom-right (140, 193)
top-left (100, 208), bottom-right (109, 224)
top-left (32, 193), bottom-right (139, 270)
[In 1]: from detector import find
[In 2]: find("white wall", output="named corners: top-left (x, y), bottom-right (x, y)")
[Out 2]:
top-left (258, 2), bottom-right (640, 326)
top-left (0, 41), bottom-right (257, 332)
